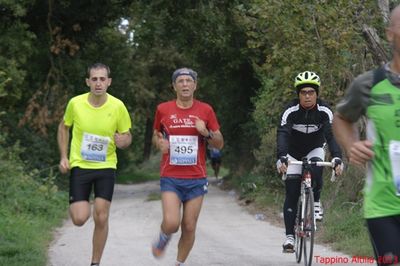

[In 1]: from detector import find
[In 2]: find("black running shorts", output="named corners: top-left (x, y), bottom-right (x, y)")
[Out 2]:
top-left (69, 167), bottom-right (116, 204)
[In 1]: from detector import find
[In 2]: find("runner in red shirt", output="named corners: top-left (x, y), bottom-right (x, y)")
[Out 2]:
top-left (151, 67), bottom-right (224, 266)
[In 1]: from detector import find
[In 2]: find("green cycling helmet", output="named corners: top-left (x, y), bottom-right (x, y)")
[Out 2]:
top-left (294, 71), bottom-right (320, 94)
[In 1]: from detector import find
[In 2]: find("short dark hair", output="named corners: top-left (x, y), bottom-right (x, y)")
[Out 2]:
top-left (87, 63), bottom-right (111, 77)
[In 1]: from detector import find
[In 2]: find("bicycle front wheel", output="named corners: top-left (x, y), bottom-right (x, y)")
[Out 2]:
top-left (295, 195), bottom-right (303, 263)
top-left (303, 190), bottom-right (314, 266)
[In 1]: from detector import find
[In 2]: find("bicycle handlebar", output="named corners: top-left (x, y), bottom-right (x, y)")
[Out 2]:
top-left (281, 160), bottom-right (337, 182)
top-left (287, 160), bottom-right (334, 167)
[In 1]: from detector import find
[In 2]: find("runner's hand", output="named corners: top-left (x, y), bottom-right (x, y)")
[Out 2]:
top-left (331, 157), bottom-right (344, 176)
top-left (193, 116), bottom-right (209, 137)
top-left (348, 140), bottom-right (374, 166)
top-left (156, 132), bottom-right (169, 154)
top-left (276, 156), bottom-right (288, 174)
top-left (59, 158), bottom-right (70, 174)
top-left (114, 132), bottom-right (131, 149)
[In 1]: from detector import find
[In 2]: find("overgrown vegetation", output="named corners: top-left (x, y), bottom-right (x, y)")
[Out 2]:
top-left (0, 135), bottom-right (67, 266)
top-left (319, 165), bottom-right (372, 255)
top-left (117, 153), bottom-right (160, 184)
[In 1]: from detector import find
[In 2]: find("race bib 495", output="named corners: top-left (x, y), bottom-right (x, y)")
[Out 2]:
top-left (169, 135), bottom-right (198, 165)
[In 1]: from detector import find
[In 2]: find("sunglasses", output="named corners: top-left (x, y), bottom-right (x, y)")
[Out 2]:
top-left (299, 90), bottom-right (316, 96)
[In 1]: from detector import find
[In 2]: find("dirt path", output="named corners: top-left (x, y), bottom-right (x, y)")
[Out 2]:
top-left (47, 180), bottom-right (372, 266)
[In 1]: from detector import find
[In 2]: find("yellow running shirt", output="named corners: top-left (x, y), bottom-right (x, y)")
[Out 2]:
top-left (63, 92), bottom-right (131, 169)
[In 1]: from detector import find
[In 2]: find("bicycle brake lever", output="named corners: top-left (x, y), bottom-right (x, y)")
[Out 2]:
top-left (282, 173), bottom-right (287, 181)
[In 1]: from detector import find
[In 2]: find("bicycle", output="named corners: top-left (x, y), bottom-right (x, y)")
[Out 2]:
top-left (282, 157), bottom-right (337, 266)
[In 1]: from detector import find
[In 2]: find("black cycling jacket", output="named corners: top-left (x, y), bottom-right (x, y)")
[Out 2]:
top-left (276, 99), bottom-right (342, 160)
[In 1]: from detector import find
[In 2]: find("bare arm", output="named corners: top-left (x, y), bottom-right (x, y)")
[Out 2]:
top-left (152, 130), bottom-right (169, 154)
top-left (332, 113), bottom-right (374, 166)
top-left (194, 117), bottom-right (224, 149)
top-left (57, 120), bottom-right (70, 174)
top-left (114, 131), bottom-right (132, 149)
top-left (206, 130), bottom-right (224, 150)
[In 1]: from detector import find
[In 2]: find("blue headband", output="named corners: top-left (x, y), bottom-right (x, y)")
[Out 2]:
top-left (172, 68), bottom-right (197, 83)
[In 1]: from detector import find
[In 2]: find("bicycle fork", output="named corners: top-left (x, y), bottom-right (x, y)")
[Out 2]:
top-left (300, 182), bottom-right (317, 235)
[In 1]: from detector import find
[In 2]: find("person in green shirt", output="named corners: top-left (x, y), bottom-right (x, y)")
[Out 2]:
top-left (333, 6), bottom-right (400, 266)
top-left (57, 63), bottom-right (132, 266)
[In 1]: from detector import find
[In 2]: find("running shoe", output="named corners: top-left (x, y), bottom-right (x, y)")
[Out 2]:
top-left (282, 234), bottom-right (295, 253)
top-left (152, 231), bottom-right (171, 258)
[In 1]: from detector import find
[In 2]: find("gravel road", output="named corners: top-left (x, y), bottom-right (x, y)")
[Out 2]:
top-left (47, 180), bottom-right (373, 266)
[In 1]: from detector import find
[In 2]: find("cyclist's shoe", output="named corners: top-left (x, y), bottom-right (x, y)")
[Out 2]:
top-left (152, 231), bottom-right (171, 258)
top-left (282, 235), bottom-right (295, 253)
top-left (314, 201), bottom-right (324, 221)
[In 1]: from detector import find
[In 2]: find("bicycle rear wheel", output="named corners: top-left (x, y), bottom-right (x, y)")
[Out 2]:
top-left (295, 195), bottom-right (303, 263)
top-left (303, 190), bottom-right (315, 266)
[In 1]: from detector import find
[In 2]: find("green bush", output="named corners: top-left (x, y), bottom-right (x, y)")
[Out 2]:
top-left (117, 152), bottom-right (161, 184)
top-left (0, 139), bottom-right (67, 266)
top-left (320, 164), bottom-right (372, 255)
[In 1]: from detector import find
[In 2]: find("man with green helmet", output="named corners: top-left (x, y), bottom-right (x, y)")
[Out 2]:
top-left (277, 71), bottom-right (343, 253)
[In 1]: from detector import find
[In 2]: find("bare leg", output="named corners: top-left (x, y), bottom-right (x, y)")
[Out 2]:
top-left (161, 192), bottom-right (182, 234)
top-left (215, 163), bottom-right (220, 178)
top-left (91, 198), bottom-right (111, 264)
top-left (152, 191), bottom-right (182, 258)
top-left (212, 163), bottom-right (218, 179)
top-left (177, 195), bottom-right (204, 263)
top-left (69, 201), bottom-right (91, 226)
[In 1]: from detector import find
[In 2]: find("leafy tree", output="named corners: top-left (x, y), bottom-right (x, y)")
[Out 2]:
top-left (0, 0), bottom-right (392, 186)
top-left (245, 0), bottom-right (383, 181)
top-left (0, 1), bottom-right (36, 111)
top-left (126, 1), bottom-right (261, 175)
top-left (1, 0), bottom-right (137, 171)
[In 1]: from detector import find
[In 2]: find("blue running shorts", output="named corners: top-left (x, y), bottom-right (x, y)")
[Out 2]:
top-left (160, 177), bottom-right (208, 202)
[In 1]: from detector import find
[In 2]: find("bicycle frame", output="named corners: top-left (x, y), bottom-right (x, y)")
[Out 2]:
top-left (283, 158), bottom-right (336, 266)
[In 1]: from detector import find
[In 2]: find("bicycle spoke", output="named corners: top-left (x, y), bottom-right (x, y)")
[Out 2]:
top-left (295, 195), bottom-right (303, 263)
top-left (303, 190), bottom-right (315, 266)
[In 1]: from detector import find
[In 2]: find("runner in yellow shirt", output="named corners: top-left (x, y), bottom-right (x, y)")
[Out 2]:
top-left (57, 63), bottom-right (132, 266)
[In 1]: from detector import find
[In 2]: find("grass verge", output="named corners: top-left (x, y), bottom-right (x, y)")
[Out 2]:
top-left (0, 147), bottom-right (68, 266)
top-left (319, 173), bottom-right (373, 256)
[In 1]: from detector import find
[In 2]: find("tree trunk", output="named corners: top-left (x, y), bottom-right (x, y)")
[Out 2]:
top-left (378, 0), bottom-right (389, 25)
top-left (142, 117), bottom-right (153, 161)
top-left (360, 0), bottom-right (390, 66)
top-left (362, 24), bottom-right (389, 65)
